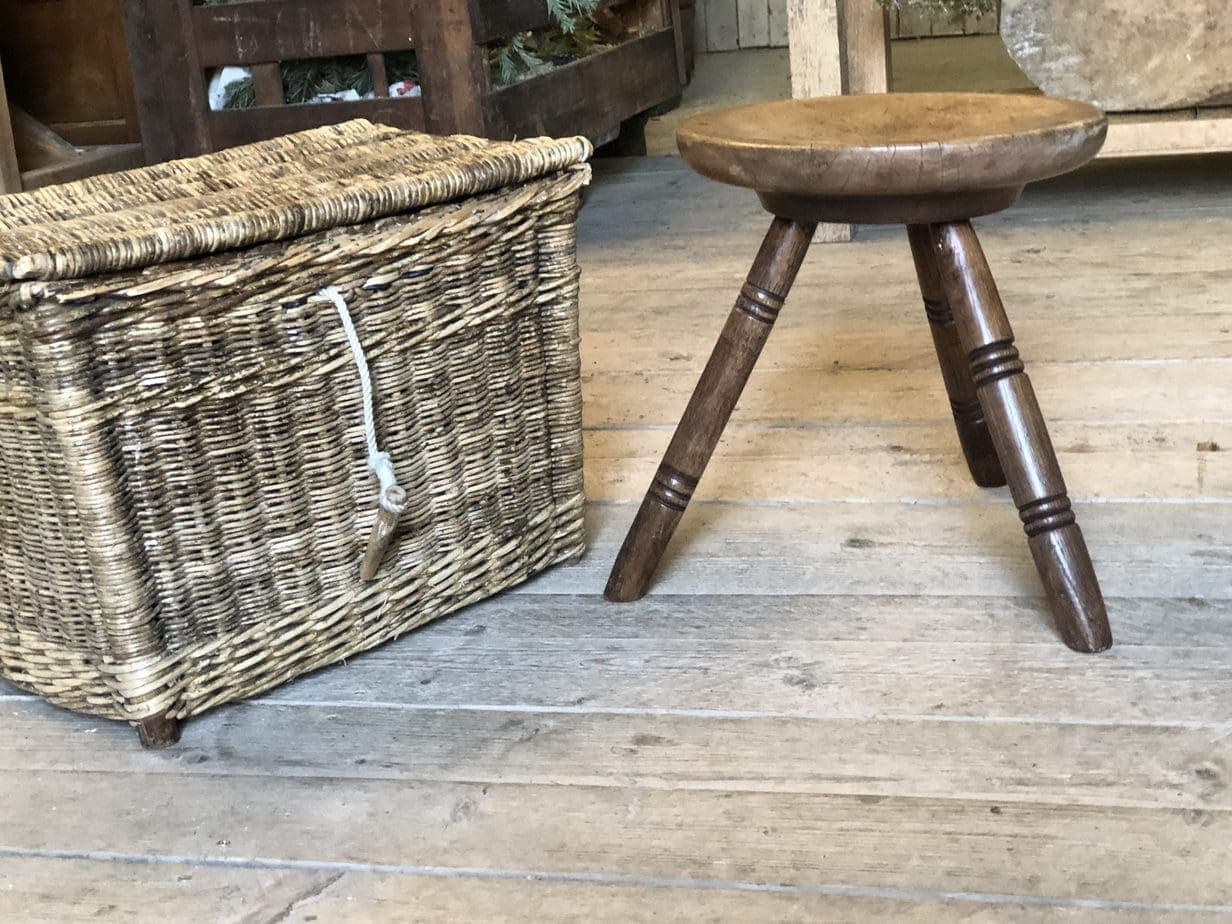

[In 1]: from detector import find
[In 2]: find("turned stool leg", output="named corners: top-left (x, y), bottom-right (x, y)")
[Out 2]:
top-left (906, 225), bottom-right (1006, 488)
top-left (605, 217), bottom-right (816, 602)
top-left (929, 221), bottom-right (1112, 652)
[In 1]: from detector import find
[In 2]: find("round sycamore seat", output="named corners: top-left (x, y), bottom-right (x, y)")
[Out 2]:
top-left (677, 92), bottom-right (1107, 224)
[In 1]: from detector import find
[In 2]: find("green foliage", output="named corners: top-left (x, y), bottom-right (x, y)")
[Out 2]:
top-left (545, 0), bottom-right (601, 33)
top-left (493, 35), bottom-right (550, 87)
top-left (491, 0), bottom-right (609, 87)
top-left (223, 76), bottom-right (256, 110)
top-left (281, 55), bottom-right (373, 104)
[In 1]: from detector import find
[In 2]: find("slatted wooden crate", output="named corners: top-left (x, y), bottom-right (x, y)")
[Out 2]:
top-left (120, 0), bottom-right (685, 163)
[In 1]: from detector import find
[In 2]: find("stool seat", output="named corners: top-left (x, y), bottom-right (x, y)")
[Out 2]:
top-left (678, 93), bottom-right (1107, 223)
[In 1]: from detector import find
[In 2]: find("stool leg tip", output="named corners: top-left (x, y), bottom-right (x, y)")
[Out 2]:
top-left (1059, 617), bottom-right (1114, 654)
top-left (604, 575), bottom-right (648, 603)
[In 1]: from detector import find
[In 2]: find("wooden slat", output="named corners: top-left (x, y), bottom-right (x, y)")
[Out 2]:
top-left (488, 30), bottom-right (681, 143)
top-left (42, 119), bottom-right (132, 148)
top-left (119, 0), bottom-right (211, 162)
top-left (19, 143), bottom-right (144, 190)
top-left (248, 64), bottom-right (284, 108)
top-left (0, 858), bottom-right (332, 924)
top-left (4, 857), bottom-right (1211, 923)
top-left (668, 0), bottom-right (688, 84)
top-left (12, 104), bottom-right (82, 171)
top-left (768, 0), bottom-right (790, 45)
top-left (517, 501), bottom-right (1232, 599)
top-left (191, 0), bottom-right (415, 67)
top-left (0, 57), bottom-right (22, 193)
top-left (965, 9), bottom-right (1001, 35)
top-left (206, 98), bottom-right (425, 151)
top-left (1104, 109), bottom-right (1232, 157)
top-left (409, 0), bottom-right (489, 135)
top-left (840, 0), bottom-right (888, 94)
top-left (6, 594), bottom-right (1231, 723)
top-left (6, 700), bottom-right (1229, 811)
top-left (581, 361), bottom-right (1232, 428)
top-left (367, 53), bottom-right (390, 98)
top-left (705, 0), bottom-right (740, 50)
top-left (737, 0), bottom-right (771, 47)
top-left (583, 422), bottom-right (1232, 505)
top-left (695, 0), bottom-right (709, 53)
top-left (785, 0), bottom-right (851, 242)
top-left (4, 771), bottom-right (1229, 907)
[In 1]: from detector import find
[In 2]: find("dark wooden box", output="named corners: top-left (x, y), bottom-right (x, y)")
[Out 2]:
top-left (121, 0), bottom-right (685, 163)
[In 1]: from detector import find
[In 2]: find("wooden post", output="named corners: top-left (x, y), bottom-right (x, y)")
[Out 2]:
top-left (409, 0), bottom-right (489, 135)
top-left (0, 56), bottom-right (22, 193)
top-left (785, 0), bottom-right (889, 242)
top-left (119, 0), bottom-right (212, 162)
top-left (668, 0), bottom-right (689, 85)
top-left (839, 0), bottom-right (890, 94)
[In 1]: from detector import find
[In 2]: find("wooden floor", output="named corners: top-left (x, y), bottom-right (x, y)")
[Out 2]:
top-left (2, 153), bottom-right (1232, 921)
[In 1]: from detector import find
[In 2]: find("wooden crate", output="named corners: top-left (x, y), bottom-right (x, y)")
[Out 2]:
top-left (0, 0), bottom-right (140, 147)
top-left (0, 1), bottom-right (146, 197)
top-left (121, 0), bottom-right (685, 164)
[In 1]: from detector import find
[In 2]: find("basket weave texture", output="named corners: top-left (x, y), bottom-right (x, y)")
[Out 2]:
top-left (0, 120), bottom-right (591, 725)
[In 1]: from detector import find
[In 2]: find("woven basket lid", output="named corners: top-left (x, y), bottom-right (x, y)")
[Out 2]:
top-left (0, 120), bottom-right (592, 283)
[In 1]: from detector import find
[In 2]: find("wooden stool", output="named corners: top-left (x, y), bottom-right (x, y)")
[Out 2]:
top-left (605, 93), bottom-right (1114, 653)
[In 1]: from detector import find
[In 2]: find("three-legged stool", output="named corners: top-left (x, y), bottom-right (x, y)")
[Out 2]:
top-left (604, 93), bottom-right (1113, 653)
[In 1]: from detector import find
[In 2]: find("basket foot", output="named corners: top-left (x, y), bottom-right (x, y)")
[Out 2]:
top-left (135, 713), bottom-right (181, 749)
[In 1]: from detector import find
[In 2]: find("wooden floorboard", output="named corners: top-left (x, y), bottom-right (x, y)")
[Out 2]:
top-left (2, 150), bottom-right (1230, 917)
top-left (2, 772), bottom-right (1230, 907)
top-left (2, 859), bottom-right (1218, 924)
top-left (5, 699), bottom-right (1228, 810)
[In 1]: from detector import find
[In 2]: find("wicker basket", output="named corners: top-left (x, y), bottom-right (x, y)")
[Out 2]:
top-left (0, 120), bottom-right (591, 743)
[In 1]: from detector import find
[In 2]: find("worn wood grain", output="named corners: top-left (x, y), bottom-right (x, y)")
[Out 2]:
top-left (118, 0), bottom-right (211, 162)
top-left (5, 699), bottom-right (1230, 811)
top-left (840, 0), bottom-right (889, 95)
top-left (0, 0), bottom-right (140, 146)
top-left (5, 594), bottom-right (1231, 725)
top-left (0, 857), bottom-right (328, 924)
top-left (706, 0), bottom-right (739, 50)
top-left (3, 772), bottom-right (1229, 907)
top-left (583, 423), bottom-right (1232, 504)
top-left (3, 857), bottom-right (1213, 924)
top-left (190, 0), bottom-right (415, 67)
top-left (489, 30), bottom-right (681, 142)
top-left (0, 58), bottom-right (20, 193)
top-left (737, 0), bottom-right (770, 47)
top-left (522, 502), bottom-right (1232, 600)
top-left (580, 361), bottom-right (1232, 428)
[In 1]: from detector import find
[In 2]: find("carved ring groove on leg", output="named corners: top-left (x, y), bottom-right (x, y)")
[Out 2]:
top-left (649, 465), bottom-right (699, 512)
top-left (968, 340), bottom-right (1025, 388)
top-left (1019, 494), bottom-right (1077, 537)
top-left (735, 282), bottom-right (784, 324)
top-left (922, 296), bottom-right (952, 325)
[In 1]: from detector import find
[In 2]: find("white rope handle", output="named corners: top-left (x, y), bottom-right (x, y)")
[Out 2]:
top-left (313, 286), bottom-right (408, 515)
